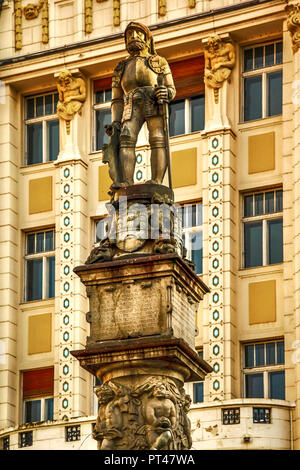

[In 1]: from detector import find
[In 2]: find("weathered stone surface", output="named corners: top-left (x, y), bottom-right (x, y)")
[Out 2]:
top-left (74, 254), bottom-right (209, 347)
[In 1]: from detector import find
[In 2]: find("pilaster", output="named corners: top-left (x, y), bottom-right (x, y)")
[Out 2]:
top-left (0, 84), bottom-right (19, 428)
top-left (53, 94), bottom-right (90, 420)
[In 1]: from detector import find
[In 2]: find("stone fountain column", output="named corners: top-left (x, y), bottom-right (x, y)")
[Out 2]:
top-left (71, 183), bottom-right (212, 450)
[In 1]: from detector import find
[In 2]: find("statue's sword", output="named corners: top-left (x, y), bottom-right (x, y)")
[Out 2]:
top-left (157, 73), bottom-right (173, 190)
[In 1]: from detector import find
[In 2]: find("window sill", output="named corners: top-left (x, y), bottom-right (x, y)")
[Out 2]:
top-left (238, 263), bottom-right (283, 278)
top-left (238, 115), bottom-right (282, 132)
top-left (20, 298), bottom-right (55, 309)
top-left (20, 161), bottom-right (57, 174)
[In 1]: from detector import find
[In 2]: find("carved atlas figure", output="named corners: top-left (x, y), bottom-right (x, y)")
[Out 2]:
top-left (104, 22), bottom-right (176, 190)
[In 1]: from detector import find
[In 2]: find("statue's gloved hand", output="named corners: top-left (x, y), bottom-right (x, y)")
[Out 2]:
top-left (154, 86), bottom-right (169, 104)
top-left (105, 121), bottom-right (121, 136)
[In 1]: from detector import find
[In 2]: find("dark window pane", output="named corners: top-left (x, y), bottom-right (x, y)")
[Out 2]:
top-left (25, 400), bottom-right (41, 423)
top-left (95, 91), bottom-right (104, 104)
top-left (265, 191), bottom-right (275, 214)
top-left (277, 341), bottom-right (285, 364)
top-left (45, 231), bottom-right (54, 251)
top-left (53, 93), bottom-right (59, 113)
top-left (265, 43), bottom-right (275, 67)
top-left (192, 204), bottom-right (197, 227)
top-left (268, 218), bottom-right (283, 264)
top-left (27, 123), bottom-right (43, 165)
top-left (47, 120), bottom-right (59, 161)
top-left (193, 382), bottom-right (204, 403)
top-left (245, 373), bottom-right (264, 398)
top-left (244, 48), bottom-right (253, 72)
top-left (255, 343), bottom-right (265, 366)
top-left (244, 195), bottom-right (253, 217)
top-left (45, 95), bottom-right (52, 115)
top-left (95, 219), bottom-right (108, 243)
top-left (254, 46), bottom-right (264, 69)
top-left (276, 190), bottom-right (283, 212)
top-left (244, 221), bottom-right (263, 268)
top-left (36, 96), bottom-right (44, 117)
top-left (269, 371), bottom-right (285, 400)
top-left (45, 398), bottom-right (54, 421)
top-left (36, 232), bottom-right (44, 252)
top-left (26, 98), bottom-right (35, 119)
top-left (191, 95), bottom-right (205, 132)
top-left (245, 344), bottom-right (254, 367)
top-left (105, 89), bottom-right (112, 102)
top-left (27, 234), bottom-right (35, 254)
top-left (276, 42), bottom-right (283, 64)
top-left (26, 258), bottom-right (43, 301)
top-left (185, 205), bottom-right (193, 228)
top-left (47, 256), bottom-right (55, 299)
top-left (255, 193), bottom-right (264, 215)
top-left (266, 342), bottom-right (275, 365)
top-left (169, 100), bottom-right (185, 136)
top-left (191, 231), bottom-right (203, 274)
top-left (197, 204), bottom-right (203, 225)
top-left (268, 70), bottom-right (282, 116)
top-left (244, 76), bottom-right (262, 121)
top-left (96, 109), bottom-right (111, 150)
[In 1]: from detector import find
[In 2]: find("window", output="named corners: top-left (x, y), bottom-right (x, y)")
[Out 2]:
top-left (180, 202), bottom-right (203, 274)
top-left (65, 426), bottom-right (81, 442)
top-left (193, 350), bottom-right (204, 403)
top-left (243, 189), bottom-right (283, 268)
top-left (169, 95), bottom-right (205, 137)
top-left (24, 230), bottom-right (55, 301)
top-left (222, 408), bottom-right (240, 425)
top-left (253, 407), bottom-right (271, 423)
top-left (95, 217), bottom-right (109, 243)
top-left (243, 340), bottom-right (285, 400)
top-left (93, 79), bottom-right (112, 151)
top-left (22, 368), bottom-right (54, 424)
top-left (19, 431), bottom-right (33, 448)
top-left (25, 92), bottom-right (59, 165)
top-left (242, 41), bottom-right (282, 122)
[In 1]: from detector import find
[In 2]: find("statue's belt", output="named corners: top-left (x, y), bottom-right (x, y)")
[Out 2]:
top-left (122, 87), bottom-right (158, 122)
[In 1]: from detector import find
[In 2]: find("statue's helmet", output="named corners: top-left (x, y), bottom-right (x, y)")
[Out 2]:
top-left (124, 22), bottom-right (156, 55)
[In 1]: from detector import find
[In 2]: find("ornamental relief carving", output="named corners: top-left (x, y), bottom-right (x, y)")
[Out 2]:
top-left (93, 376), bottom-right (192, 450)
top-left (14, 0), bottom-right (49, 50)
top-left (204, 34), bottom-right (236, 104)
top-left (56, 70), bottom-right (87, 135)
top-left (286, 1), bottom-right (300, 53)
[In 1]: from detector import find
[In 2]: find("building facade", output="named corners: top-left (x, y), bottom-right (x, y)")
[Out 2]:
top-left (0, 0), bottom-right (300, 450)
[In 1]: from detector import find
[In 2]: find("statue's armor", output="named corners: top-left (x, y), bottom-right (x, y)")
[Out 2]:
top-left (112, 54), bottom-right (176, 123)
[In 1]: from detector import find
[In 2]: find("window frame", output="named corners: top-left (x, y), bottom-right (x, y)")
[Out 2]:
top-left (241, 189), bottom-right (283, 269)
top-left (24, 229), bottom-right (55, 302)
top-left (243, 339), bottom-right (285, 400)
top-left (24, 92), bottom-right (59, 166)
top-left (180, 201), bottom-right (203, 275)
top-left (241, 40), bottom-right (283, 123)
top-left (23, 396), bottom-right (54, 424)
top-left (169, 94), bottom-right (205, 138)
top-left (92, 87), bottom-right (112, 152)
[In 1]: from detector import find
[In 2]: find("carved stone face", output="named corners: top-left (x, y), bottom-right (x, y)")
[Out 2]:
top-left (96, 384), bottom-right (115, 405)
top-left (207, 36), bottom-right (221, 53)
top-left (58, 72), bottom-right (72, 87)
top-left (126, 27), bottom-right (149, 55)
top-left (23, 3), bottom-right (39, 20)
top-left (153, 383), bottom-right (168, 398)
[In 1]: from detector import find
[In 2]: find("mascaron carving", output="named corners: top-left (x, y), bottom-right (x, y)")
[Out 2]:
top-left (14, 0), bottom-right (49, 50)
top-left (56, 70), bottom-right (87, 135)
top-left (93, 376), bottom-right (192, 450)
top-left (286, 2), bottom-right (300, 53)
top-left (204, 34), bottom-right (235, 104)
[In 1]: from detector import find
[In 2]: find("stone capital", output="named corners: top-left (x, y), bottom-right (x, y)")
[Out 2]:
top-left (286, 1), bottom-right (300, 53)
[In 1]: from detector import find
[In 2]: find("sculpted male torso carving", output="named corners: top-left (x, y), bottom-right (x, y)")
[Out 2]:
top-left (105, 22), bottom-right (176, 188)
top-left (204, 34), bottom-right (235, 103)
top-left (57, 70), bottom-right (86, 134)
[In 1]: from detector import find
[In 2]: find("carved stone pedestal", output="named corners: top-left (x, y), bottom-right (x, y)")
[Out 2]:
top-left (72, 254), bottom-right (212, 450)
